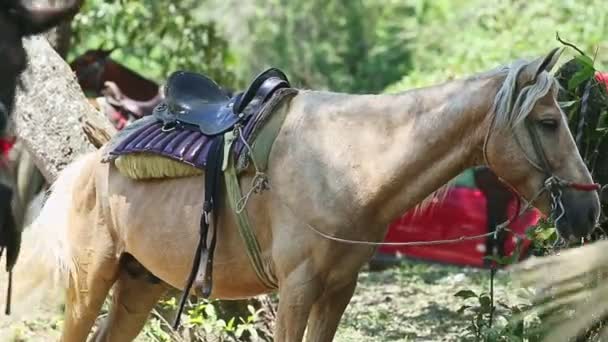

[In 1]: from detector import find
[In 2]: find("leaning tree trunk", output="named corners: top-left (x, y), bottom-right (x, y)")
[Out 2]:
top-left (12, 36), bottom-right (114, 180)
top-left (12, 35), bottom-right (275, 339)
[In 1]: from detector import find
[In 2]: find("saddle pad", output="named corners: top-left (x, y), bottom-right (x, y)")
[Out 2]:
top-left (109, 121), bottom-right (216, 170)
top-left (105, 87), bottom-right (299, 180)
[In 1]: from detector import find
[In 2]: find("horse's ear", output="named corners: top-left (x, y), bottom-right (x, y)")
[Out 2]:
top-left (99, 48), bottom-right (115, 59)
top-left (520, 47), bottom-right (564, 84)
top-left (536, 47), bottom-right (564, 75)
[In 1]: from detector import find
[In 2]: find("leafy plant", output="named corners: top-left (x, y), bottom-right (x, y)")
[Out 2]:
top-left (70, 0), bottom-right (235, 86)
top-left (141, 298), bottom-right (272, 342)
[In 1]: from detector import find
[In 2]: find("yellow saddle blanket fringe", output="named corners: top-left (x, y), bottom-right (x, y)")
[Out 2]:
top-left (115, 153), bottom-right (202, 180)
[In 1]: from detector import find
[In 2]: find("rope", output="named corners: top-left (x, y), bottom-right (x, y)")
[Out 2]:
top-left (235, 126), bottom-right (270, 214)
top-left (274, 179), bottom-right (549, 247)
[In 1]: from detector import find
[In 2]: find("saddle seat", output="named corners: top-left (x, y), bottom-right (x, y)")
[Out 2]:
top-left (156, 68), bottom-right (289, 136)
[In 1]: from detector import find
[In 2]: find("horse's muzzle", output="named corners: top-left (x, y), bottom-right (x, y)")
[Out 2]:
top-left (556, 188), bottom-right (600, 239)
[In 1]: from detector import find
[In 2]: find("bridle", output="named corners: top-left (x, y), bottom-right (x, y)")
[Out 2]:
top-left (482, 100), bottom-right (600, 227)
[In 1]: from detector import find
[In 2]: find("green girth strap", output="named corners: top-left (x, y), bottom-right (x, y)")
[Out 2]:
top-left (222, 94), bottom-right (292, 290)
top-left (224, 144), bottom-right (277, 289)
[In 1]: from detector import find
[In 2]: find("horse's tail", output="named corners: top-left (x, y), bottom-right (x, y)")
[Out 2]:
top-left (0, 152), bottom-right (98, 323)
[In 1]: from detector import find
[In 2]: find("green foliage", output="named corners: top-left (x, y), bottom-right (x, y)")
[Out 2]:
top-left (141, 298), bottom-right (271, 341)
top-left (197, 0), bottom-right (417, 92)
top-left (70, 0), bottom-right (235, 86)
top-left (387, 0), bottom-right (608, 92)
top-left (525, 219), bottom-right (559, 256)
top-left (455, 242), bottom-right (543, 340)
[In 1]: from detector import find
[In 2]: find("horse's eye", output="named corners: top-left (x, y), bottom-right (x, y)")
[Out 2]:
top-left (538, 118), bottom-right (559, 131)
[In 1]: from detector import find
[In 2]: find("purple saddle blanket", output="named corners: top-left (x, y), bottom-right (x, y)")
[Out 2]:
top-left (106, 120), bottom-right (219, 169)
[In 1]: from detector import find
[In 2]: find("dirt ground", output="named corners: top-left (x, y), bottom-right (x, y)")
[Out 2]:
top-left (0, 259), bottom-right (526, 341)
top-left (335, 260), bottom-right (525, 341)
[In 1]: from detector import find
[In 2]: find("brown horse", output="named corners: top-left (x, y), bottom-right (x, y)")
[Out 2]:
top-left (69, 49), bottom-right (160, 101)
top-left (7, 48), bottom-right (601, 341)
top-left (70, 49), bottom-right (163, 129)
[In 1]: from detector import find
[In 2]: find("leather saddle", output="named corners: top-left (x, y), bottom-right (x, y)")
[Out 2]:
top-left (154, 68), bottom-right (289, 136)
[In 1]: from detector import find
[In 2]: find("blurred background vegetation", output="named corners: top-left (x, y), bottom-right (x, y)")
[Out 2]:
top-left (70, 0), bottom-right (607, 190)
top-left (26, 1), bottom-right (607, 340)
top-left (70, 0), bottom-right (608, 94)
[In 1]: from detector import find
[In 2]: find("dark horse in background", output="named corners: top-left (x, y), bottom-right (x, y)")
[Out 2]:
top-left (0, 0), bottom-right (83, 310)
top-left (70, 49), bottom-right (163, 129)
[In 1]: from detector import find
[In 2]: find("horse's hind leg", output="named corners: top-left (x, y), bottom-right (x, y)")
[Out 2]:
top-left (61, 246), bottom-right (119, 342)
top-left (304, 277), bottom-right (357, 342)
top-left (92, 254), bottom-right (168, 342)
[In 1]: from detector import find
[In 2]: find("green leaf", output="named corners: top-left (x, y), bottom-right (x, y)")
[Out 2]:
top-left (568, 66), bottom-right (595, 91)
top-left (533, 226), bottom-right (556, 241)
top-left (235, 325), bottom-right (245, 338)
top-left (559, 100), bottom-right (578, 109)
top-left (250, 327), bottom-right (259, 339)
top-left (575, 54), bottom-right (595, 70)
top-left (479, 295), bottom-right (492, 308)
top-left (454, 289), bottom-right (478, 299)
top-left (204, 303), bottom-right (217, 319)
top-left (188, 316), bottom-right (204, 325)
top-left (457, 305), bottom-right (472, 314)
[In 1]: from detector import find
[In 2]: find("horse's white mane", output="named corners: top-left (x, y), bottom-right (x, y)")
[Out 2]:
top-left (492, 59), bottom-right (560, 130)
top-left (416, 59), bottom-right (560, 213)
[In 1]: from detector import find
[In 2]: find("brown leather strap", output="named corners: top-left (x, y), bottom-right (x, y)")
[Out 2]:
top-left (173, 135), bottom-right (224, 329)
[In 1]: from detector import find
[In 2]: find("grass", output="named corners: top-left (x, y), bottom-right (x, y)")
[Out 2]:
top-left (334, 260), bottom-right (518, 342)
top-left (0, 259), bottom-right (524, 341)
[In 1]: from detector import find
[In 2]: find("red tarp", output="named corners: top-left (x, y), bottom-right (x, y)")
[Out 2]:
top-left (380, 186), bottom-right (541, 268)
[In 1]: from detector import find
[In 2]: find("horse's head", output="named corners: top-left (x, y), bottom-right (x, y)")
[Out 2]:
top-left (484, 48), bottom-right (600, 240)
top-left (0, 0), bottom-right (81, 132)
top-left (69, 48), bottom-right (115, 93)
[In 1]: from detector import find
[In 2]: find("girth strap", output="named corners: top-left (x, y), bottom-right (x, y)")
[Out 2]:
top-left (224, 133), bottom-right (277, 289)
top-left (173, 135), bottom-right (225, 329)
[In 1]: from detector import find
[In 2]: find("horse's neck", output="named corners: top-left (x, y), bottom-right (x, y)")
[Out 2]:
top-left (294, 75), bottom-right (502, 228)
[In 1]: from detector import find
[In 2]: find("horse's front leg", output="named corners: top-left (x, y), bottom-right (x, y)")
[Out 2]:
top-left (275, 261), bottom-right (322, 342)
top-left (304, 276), bottom-right (357, 342)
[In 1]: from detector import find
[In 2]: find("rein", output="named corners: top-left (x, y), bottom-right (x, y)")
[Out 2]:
top-left (515, 116), bottom-right (599, 224)
top-left (292, 183), bottom-right (550, 246)
top-left (240, 94), bottom-right (599, 249)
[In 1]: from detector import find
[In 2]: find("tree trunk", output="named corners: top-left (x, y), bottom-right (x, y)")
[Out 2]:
top-left (12, 35), bottom-right (275, 339)
top-left (12, 36), bottom-right (115, 181)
